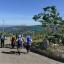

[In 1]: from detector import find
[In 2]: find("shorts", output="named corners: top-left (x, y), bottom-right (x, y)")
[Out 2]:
top-left (26, 45), bottom-right (31, 50)
top-left (17, 44), bottom-right (21, 48)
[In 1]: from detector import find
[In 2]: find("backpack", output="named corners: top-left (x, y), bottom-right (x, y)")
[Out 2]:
top-left (17, 38), bottom-right (22, 44)
top-left (26, 36), bottom-right (32, 45)
top-left (1, 36), bottom-right (4, 41)
top-left (12, 37), bottom-right (15, 41)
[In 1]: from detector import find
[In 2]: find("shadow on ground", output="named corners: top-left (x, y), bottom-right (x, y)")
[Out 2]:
top-left (2, 51), bottom-right (27, 55)
top-left (4, 44), bottom-right (11, 48)
top-left (0, 44), bottom-right (17, 49)
top-left (2, 51), bottom-right (16, 54)
top-left (0, 44), bottom-right (11, 48)
top-left (0, 44), bottom-right (25, 49)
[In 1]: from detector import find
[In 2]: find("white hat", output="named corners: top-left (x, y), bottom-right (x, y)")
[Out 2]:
top-left (18, 35), bottom-right (21, 38)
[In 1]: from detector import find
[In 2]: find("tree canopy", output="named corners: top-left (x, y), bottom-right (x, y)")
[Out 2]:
top-left (33, 6), bottom-right (63, 26)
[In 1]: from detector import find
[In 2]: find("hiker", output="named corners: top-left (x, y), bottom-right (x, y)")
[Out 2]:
top-left (43, 38), bottom-right (49, 49)
top-left (11, 35), bottom-right (16, 49)
top-left (0, 35), bottom-right (1, 40)
top-left (25, 35), bottom-right (32, 53)
top-left (22, 34), bottom-right (25, 48)
top-left (1, 35), bottom-right (5, 48)
top-left (17, 35), bottom-right (22, 55)
top-left (16, 34), bottom-right (18, 39)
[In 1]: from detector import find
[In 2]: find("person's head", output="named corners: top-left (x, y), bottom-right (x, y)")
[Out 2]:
top-left (18, 35), bottom-right (21, 38)
top-left (27, 35), bottom-right (31, 38)
top-left (0, 33), bottom-right (2, 35)
top-left (45, 35), bottom-right (48, 39)
top-left (21, 34), bottom-right (23, 37)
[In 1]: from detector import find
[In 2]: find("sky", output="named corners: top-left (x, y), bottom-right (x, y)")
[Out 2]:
top-left (0, 0), bottom-right (64, 25)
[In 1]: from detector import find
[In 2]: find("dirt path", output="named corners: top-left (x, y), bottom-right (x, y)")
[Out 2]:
top-left (0, 37), bottom-right (63, 64)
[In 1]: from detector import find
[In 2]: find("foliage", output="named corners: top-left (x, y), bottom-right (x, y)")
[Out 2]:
top-left (33, 6), bottom-right (63, 37)
top-left (33, 6), bottom-right (62, 25)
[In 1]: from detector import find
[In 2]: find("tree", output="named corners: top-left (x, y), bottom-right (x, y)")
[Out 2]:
top-left (33, 6), bottom-right (62, 36)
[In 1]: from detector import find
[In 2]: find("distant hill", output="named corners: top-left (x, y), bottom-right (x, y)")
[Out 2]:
top-left (0, 25), bottom-right (13, 27)
top-left (0, 25), bottom-right (43, 34)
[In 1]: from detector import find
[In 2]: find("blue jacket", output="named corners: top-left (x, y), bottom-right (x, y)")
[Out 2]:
top-left (26, 36), bottom-right (32, 45)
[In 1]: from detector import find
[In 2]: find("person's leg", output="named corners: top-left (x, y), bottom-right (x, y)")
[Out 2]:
top-left (23, 43), bottom-right (26, 48)
top-left (21, 43), bottom-right (22, 48)
top-left (11, 42), bottom-right (13, 48)
top-left (12, 42), bottom-right (15, 49)
top-left (2, 41), bottom-right (4, 47)
top-left (17, 44), bottom-right (21, 55)
top-left (28, 45), bottom-right (31, 53)
top-left (18, 48), bottom-right (21, 55)
top-left (1, 41), bottom-right (2, 48)
top-left (19, 44), bottom-right (21, 55)
top-left (26, 45), bottom-right (30, 53)
top-left (13, 43), bottom-right (15, 49)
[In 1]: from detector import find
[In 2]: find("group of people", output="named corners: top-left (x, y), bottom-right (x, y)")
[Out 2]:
top-left (0, 34), bottom-right (32, 55)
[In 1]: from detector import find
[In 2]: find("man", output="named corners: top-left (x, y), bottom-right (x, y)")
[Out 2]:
top-left (26, 35), bottom-right (32, 53)
top-left (17, 35), bottom-right (22, 55)
top-left (1, 35), bottom-right (5, 48)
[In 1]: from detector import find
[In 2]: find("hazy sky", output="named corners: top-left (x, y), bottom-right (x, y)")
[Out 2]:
top-left (0, 0), bottom-right (64, 25)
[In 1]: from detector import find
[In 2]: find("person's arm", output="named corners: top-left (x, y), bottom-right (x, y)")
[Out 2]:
top-left (31, 39), bottom-right (32, 42)
top-left (30, 38), bottom-right (32, 43)
top-left (22, 37), bottom-right (25, 43)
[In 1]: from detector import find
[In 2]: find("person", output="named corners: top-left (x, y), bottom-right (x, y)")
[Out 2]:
top-left (25, 35), bottom-right (32, 53)
top-left (16, 34), bottom-right (18, 39)
top-left (43, 38), bottom-right (49, 49)
top-left (0, 35), bottom-right (1, 40)
top-left (17, 35), bottom-right (22, 55)
top-left (11, 35), bottom-right (16, 49)
top-left (21, 34), bottom-right (25, 48)
top-left (1, 35), bottom-right (5, 48)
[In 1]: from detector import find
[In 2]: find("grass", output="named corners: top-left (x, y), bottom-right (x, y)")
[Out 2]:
top-left (31, 39), bottom-right (64, 62)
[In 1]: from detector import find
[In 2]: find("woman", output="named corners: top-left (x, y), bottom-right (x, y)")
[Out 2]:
top-left (17, 35), bottom-right (22, 55)
top-left (11, 35), bottom-right (16, 49)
